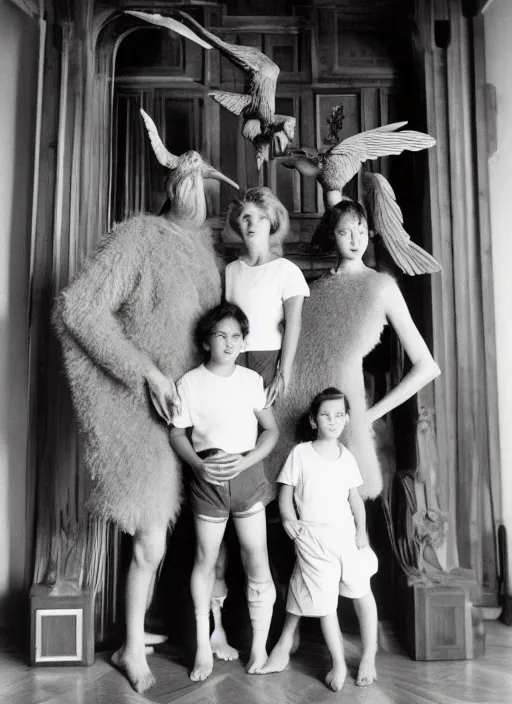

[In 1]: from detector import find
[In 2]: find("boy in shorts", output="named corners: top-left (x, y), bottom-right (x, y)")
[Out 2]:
top-left (170, 302), bottom-right (279, 681)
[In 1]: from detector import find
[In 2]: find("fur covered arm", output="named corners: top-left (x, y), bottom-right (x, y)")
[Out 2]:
top-left (54, 223), bottom-right (157, 395)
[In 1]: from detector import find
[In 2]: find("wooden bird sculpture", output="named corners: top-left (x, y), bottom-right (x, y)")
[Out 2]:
top-left (140, 108), bottom-right (239, 222)
top-left (126, 10), bottom-right (296, 169)
top-left (279, 122), bottom-right (441, 275)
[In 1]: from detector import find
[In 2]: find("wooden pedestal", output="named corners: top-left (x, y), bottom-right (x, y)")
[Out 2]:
top-left (30, 585), bottom-right (95, 666)
top-left (399, 581), bottom-right (485, 661)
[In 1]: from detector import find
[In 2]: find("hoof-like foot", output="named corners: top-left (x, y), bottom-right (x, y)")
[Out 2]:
top-left (190, 645), bottom-right (214, 682)
top-left (210, 628), bottom-right (239, 661)
top-left (246, 648), bottom-right (268, 674)
top-left (257, 642), bottom-right (291, 674)
top-left (111, 647), bottom-right (156, 694)
top-left (357, 657), bottom-right (377, 686)
top-left (325, 662), bottom-right (347, 692)
top-left (144, 632), bottom-right (168, 646)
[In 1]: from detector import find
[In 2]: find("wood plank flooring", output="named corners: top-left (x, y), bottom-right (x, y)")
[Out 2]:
top-left (1, 622), bottom-right (512, 704)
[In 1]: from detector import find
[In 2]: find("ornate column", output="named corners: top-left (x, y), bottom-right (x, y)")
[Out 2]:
top-left (29, 2), bottom-right (123, 641)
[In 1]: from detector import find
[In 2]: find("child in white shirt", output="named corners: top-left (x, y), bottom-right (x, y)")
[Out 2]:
top-left (258, 387), bottom-right (378, 691)
top-left (225, 187), bottom-right (310, 402)
top-left (170, 302), bottom-right (279, 682)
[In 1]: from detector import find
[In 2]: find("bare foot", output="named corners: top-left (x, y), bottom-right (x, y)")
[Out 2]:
top-left (246, 648), bottom-right (268, 674)
top-left (190, 644), bottom-right (214, 682)
top-left (357, 657), bottom-right (377, 686)
top-left (210, 627), bottom-right (239, 661)
top-left (111, 647), bottom-right (156, 694)
top-left (144, 632), bottom-right (168, 646)
top-left (325, 662), bottom-right (347, 692)
top-left (257, 641), bottom-right (291, 674)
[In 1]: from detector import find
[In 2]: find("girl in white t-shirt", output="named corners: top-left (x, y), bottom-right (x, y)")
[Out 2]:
top-left (225, 187), bottom-right (310, 403)
top-left (258, 387), bottom-right (379, 691)
top-left (170, 302), bottom-right (279, 682)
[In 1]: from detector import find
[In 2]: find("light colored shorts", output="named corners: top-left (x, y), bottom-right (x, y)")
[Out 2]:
top-left (286, 520), bottom-right (378, 617)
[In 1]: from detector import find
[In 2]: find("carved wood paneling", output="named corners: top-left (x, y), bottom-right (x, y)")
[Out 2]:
top-left (416, 0), bottom-right (499, 604)
top-left (26, 0), bottom-right (501, 647)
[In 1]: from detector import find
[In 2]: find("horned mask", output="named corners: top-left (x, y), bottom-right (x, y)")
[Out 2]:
top-left (140, 109), bottom-right (239, 224)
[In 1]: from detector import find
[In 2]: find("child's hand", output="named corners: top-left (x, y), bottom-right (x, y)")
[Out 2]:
top-left (203, 452), bottom-right (247, 483)
top-left (283, 519), bottom-right (302, 541)
top-left (355, 530), bottom-right (368, 550)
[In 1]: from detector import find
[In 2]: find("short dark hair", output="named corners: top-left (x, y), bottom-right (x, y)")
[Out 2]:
top-left (311, 199), bottom-right (368, 255)
top-left (310, 387), bottom-right (350, 417)
top-left (195, 302), bottom-right (249, 351)
top-left (297, 387), bottom-right (350, 442)
top-left (226, 186), bottom-right (289, 238)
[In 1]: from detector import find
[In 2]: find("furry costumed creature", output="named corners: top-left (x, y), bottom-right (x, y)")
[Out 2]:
top-left (271, 268), bottom-right (395, 499)
top-left (53, 214), bottom-right (222, 534)
top-left (52, 109), bottom-right (238, 535)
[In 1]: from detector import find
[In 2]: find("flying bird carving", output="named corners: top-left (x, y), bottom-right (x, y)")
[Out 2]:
top-left (127, 9), bottom-right (296, 169)
top-left (279, 122), bottom-right (441, 275)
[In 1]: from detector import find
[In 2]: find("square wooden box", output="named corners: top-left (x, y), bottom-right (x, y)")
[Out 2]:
top-left (402, 583), bottom-right (484, 661)
top-left (30, 584), bottom-right (95, 666)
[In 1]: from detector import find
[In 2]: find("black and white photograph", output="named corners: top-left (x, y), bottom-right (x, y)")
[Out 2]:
top-left (0, 1), bottom-right (511, 702)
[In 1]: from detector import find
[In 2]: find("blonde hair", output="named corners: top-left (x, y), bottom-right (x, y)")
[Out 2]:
top-left (226, 187), bottom-right (289, 241)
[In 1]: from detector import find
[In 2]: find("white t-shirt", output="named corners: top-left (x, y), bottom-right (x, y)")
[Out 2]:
top-left (225, 258), bottom-right (310, 351)
top-left (278, 442), bottom-right (363, 532)
top-left (172, 364), bottom-right (266, 454)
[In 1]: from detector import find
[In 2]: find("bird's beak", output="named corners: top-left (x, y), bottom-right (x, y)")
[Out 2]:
top-left (201, 165), bottom-right (239, 191)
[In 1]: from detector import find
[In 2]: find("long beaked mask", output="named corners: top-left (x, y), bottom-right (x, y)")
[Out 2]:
top-left (140, 109), bottom-right (239, 224)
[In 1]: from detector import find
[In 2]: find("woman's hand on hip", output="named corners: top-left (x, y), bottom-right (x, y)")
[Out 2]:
top-left (145, 368), bottom-right (176, 424)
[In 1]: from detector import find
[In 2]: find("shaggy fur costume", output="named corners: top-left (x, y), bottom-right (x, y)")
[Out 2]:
top-left (272, 268), bottom-right (395, 499)
top-left (53, 214), bottom-right (221, 534)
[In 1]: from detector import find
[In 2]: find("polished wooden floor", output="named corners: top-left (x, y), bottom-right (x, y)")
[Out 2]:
top-left (1, 622), bottom-right (512, 704)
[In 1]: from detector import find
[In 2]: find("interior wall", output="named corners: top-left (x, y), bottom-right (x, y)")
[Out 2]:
top-left (0, 0), bottom-right (38, 626)
top-left (483, 0), bottom-right (512, 597)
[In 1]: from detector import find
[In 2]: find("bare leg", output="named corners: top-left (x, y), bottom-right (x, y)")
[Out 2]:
top-left (144, 573), bottom-right (168, 652)
top-left (111, 526), bottom-right (167, 694)
top-left (190, 517), bottom-right (227, 682)
top-left (353, 590), bottom-right (378, 686)
top-left (210, 540), bottom-right (239, 660)
top-left (257, 612), bottom-right (300, 674)
top-left (234, 507), bottom-right (276, 674)
top-left (320, 612), bottom-right (347, 692)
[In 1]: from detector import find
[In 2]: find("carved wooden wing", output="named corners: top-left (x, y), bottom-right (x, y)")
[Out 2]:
top-left (362, 172), bottom-right (442, 276)
top-left (322, 123), bottom-right (436, 192)
top-left (209, 91), bottom-right (252, 116)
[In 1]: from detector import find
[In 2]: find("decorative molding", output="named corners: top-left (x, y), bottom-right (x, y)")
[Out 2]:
top-left (7, 0), bottom-right (40, 17)
top-left (220, 16), bottom-right (306, 33)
